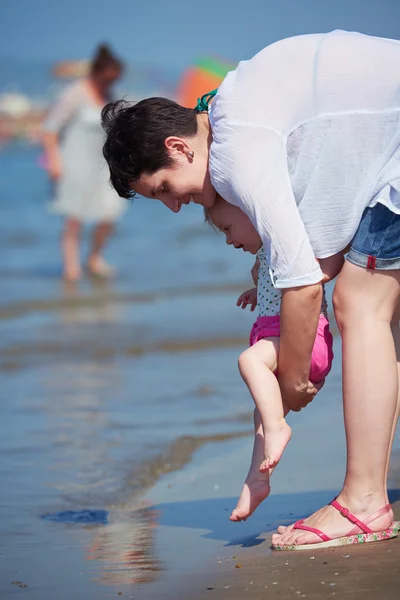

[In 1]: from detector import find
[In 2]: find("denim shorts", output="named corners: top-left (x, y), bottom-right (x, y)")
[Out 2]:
top-left (347, 203), bottom-right (400, 270)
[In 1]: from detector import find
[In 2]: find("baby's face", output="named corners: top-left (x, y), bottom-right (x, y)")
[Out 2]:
top-left (208, 198), bottom-right (262, 254)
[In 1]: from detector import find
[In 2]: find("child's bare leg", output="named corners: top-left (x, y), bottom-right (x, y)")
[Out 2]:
top-left (238, 339), bottom-right (292, 471)
top-left (231, 401), bottom-right (291, 522)
top-left (230, 408), bottom-right (270, 521)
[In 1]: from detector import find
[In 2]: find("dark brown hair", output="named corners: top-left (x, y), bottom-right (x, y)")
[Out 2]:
top-left (102, 97), bottom-right (198, 198)
top-left (91, 43), bottom-right (123, 75)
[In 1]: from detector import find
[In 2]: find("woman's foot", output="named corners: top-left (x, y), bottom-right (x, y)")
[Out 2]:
top-left (260, 420), bottom-right (292, 472)
top-left (271, 495), bottom-right (393, 547)
top-left (86, 256), bottom-right (116, 278)
top-left (230, 473), bottom-right (271, 522)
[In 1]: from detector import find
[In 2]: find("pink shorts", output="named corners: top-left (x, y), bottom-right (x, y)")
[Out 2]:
top-left (249, 314), bottom-right (334, 383)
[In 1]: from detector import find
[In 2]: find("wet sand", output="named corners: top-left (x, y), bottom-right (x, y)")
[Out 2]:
top-left (172, 457), bottom-right (400, 600)
top-left (179, 524), bottom-right (400, 600)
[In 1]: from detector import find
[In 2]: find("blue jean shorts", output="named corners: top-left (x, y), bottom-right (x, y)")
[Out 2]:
top-left (347, 203), bottom-right (400, 270)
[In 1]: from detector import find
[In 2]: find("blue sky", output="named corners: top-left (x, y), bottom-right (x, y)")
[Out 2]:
top-left (1, 0), bottom-right (400, 68)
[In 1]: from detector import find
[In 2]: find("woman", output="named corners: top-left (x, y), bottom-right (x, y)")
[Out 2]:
top-left (101, 30), bottom-right (400, 549)
top-left (42, 44), bottom-right (125, 281)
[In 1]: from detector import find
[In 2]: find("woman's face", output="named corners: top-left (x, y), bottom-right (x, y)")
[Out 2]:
top-left (132, 135), bottom-right (216, 212)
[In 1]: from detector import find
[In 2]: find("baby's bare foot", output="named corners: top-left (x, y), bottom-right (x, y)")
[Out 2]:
top-left (230, 475), bottom-right (271, 522)
top-left (259, 421), bottom-right (292, 472)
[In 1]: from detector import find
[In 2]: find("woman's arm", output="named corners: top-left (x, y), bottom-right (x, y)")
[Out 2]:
top-left (42, 131), bottom-right (63, 180)
top-left (211, 126), bottom-right (323, 411)
top-left (41, 83), bottom-right (81, 180)
top-left (278, 283), bottom-right (324, 410)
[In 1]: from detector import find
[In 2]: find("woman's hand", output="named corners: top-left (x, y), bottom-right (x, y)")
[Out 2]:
top-left (47, 154), bottom-right (63, 181)
top-left (42, 132), bottom-right (63, 181)
top-left (237, 287), bottom-right (257, 311)
top-left (280, 377), bottom-right (325, 412)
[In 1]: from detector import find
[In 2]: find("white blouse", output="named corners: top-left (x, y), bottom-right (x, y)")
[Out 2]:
top-left (209, 30), bottom-right (400, 288)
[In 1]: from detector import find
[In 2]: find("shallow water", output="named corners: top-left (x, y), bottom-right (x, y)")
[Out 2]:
top-left (0, 145), bottom-right (257, 596)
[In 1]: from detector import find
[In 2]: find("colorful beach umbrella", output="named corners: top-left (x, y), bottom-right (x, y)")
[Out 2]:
top-left (177, 56), bottom-right (235, 108)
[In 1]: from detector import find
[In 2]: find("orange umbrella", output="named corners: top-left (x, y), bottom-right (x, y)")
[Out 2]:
top-left (177, 56), bottom-right (235, 108)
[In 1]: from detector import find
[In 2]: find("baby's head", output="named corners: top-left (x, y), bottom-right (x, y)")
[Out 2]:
top-left (204, 195), bottom-right (262, 254)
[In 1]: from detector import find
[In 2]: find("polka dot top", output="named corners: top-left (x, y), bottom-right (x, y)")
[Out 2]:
top-left (257, 247), bottom-right (328, 318)
top-left (257, 247), bottom-right (281, 316)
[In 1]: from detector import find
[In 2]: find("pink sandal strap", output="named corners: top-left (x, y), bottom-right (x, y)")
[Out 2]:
top-left (330, 499), bottom-right (372, 533)
top-left (330, 499), bottom-right (392, 535)
top-left (363, 503), bottom-right (392, 525)
top-left (293, 519), bottom-right (331, 542)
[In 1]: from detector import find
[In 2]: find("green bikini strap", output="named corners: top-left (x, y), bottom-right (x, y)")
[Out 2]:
top-left (194, 88), bottom-right (218, 112)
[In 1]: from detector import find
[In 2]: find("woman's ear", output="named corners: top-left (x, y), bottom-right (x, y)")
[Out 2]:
top-left (165, 136), bottom-right (191, 159)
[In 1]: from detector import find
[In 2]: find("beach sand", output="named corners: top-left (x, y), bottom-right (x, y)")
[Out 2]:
top-left (177, 525), bottom-right (400, 600)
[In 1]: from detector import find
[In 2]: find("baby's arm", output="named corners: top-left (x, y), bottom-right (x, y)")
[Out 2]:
top-left (237, 288), bottom-right (257, 311)
top-left (251, 256), bottom-right (260, 285)
top-left (318, 248), bottom-right (349, 283)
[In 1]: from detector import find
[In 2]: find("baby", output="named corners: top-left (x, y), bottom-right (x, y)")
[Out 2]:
top-left (205, 195), bottom-right (344, 522)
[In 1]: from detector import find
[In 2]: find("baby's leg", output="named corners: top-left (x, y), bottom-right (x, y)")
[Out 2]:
top-left (230, 401), bottom-right (291, 522)
top-left (238, 339), bottom-right (291, 471)
top-left (230, 408), bottom-right (270, 522)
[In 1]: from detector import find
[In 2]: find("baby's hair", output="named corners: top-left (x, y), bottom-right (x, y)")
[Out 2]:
top-left (203, 194), bottom-right (224, 232)
top-left (203, 206), bottom-right (217, 230)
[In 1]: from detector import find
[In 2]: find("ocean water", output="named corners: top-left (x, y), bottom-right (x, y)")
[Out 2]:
top-left (0, 144), bottom-right (259, 596)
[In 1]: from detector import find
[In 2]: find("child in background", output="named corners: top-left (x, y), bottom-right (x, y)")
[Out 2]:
top-left (205, 195), bottom-right (344, 522)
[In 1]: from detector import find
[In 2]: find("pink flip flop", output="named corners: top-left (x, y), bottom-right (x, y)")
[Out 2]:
top-left (271, 498), bottom-right (400, 551)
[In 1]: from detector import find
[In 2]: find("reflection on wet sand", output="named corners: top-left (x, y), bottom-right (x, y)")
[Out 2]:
top-left (41, 360), bottom-right (160, 586)
top-left (33, 332), bottom-right (251, 589)
top-left (86, 505), bottom-right (160, 586)
top-left (85, 431), bottom-right (249, 586)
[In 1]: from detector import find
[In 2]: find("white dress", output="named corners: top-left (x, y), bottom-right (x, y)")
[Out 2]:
top-left (44, 81), bottom-right (126, 223)
top-left (208, 30), bottom-right (400, 288)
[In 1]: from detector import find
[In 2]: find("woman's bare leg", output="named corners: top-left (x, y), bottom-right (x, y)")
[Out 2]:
top-left (87, 221), bottom-right (115, 276)
top-left (384, 304), bottom-right (400, 500)
top-left (273, 263), bottom-right (400, 546)
top-left (62, 217), bottom-right (82, 281)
